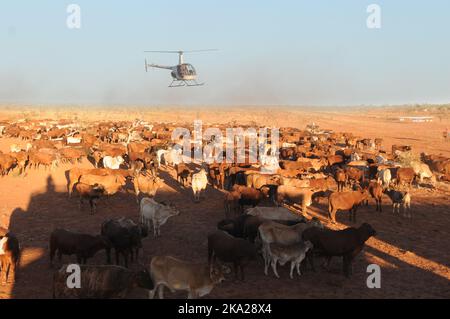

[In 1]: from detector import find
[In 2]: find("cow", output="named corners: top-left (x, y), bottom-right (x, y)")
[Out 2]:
top-left (208, 230), bottom-right (258, 280)
top-left (335, 169), bottom-right (347, 192)
top-left (231, 184), bottom-right (266, 213)
top-left (49, 229), bottom-right (110, 265)
top-left (79, 174), bottom-right (126, 196)
top-left (367, 180), bottom-right (383, 212)
top-left (139, 197), bottom-right (180, 237)
top-left (0, 232), bottom-right (21, 283)
top-left (102, 155), bottom-right (125, 170)
top-left (275, 185), bottom-right (316, 216)
top-left (328, 190), bottom-right (369, 224)
top-left (268, 240), bottom-right (313, 279)
top-left (396, 168), bottom-right (416, 188)
top-left (53, 264), bottom-right (153, 298)
top-left (133, 171), bottom-right (164, 203)
top-left (74, 182), bottom-right (105, 214)
top-left (302, 223), bottom-right (376, 277)
top-left (191, 168), bottom-right (208, 202)
top-left (384, 189), bottom-right (412, 217)
top-left (411, 161), bottom-right (435, 185)
top-left (0, 153), bottom-right (17, 176)
top-left (149, 256), bottom-right (225, 299)
top-left (246, 206), bottom-right (305, 222)
top-left (175, 163), bottom-right (191, 187)
top-left (257, 219), bottom-right (323, 276)
top-left (224, 190), bottom-right (241, 218)
top-left (377, 168), bottom-right (392, 189)
top-left (101, 218), bottom-right (148, 267)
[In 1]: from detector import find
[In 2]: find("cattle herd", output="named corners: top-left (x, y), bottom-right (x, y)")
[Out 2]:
top-left (0, 118), bottom-right (449, 299)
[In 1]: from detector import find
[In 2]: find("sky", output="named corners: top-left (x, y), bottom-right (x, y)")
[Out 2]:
top-left (1, 0), bottom-right (450, 107)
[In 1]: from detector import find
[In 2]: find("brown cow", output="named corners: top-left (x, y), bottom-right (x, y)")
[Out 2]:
top-left (328, 190), bottom-right (369, 223)
top-left (396, 168), bottom-right (416, 188)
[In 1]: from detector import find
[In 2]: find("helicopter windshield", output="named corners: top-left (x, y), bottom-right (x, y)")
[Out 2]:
top-left (181, 64), bottom-right (196, 76)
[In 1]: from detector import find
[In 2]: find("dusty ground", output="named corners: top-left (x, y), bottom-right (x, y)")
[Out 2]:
top-left (0, 107), bottom-right (449, 299)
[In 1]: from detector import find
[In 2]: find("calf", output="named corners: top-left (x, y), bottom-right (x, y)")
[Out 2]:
top-left (396, 168), bottom-right (416, 188)
top-left (74, 182), bottom-right (105, 214)
top-left (175, 163), bottom-right (191, 187)
top-left (0, 232), bottom-right (21, 283)
top-left (208, 230), bottom-right (258, 280)
top-left (302, 223), bottom-right (376, 277)
top-left (49, 229), bottom-right (109, 265)
top-left (149, 256), bottom-right (225, 299)
top-left (258, 219), bottom-right (323, 275)
top-left (335, 169), bottom-right (347, 192)
top-left (367, 180), bottom-right (383, 212)
top-left (384, 189), bottom-right (412, 217)
top-left (328, 190), bottom-right (369, 223)
top-left (53, 264), bottom-right (153, 298)
top-left (191, 168), bottom-right (208, 202)
top-left (139, 197), bottom-right (180, 237)
top-left (268, 241), bottom-right (313, 279)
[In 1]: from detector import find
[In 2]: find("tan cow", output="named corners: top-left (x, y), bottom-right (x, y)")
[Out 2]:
top-left (149, 256), bottom-right (225, 299)
top-left (79, 174), bottom-right (126, 196)
top-left (133, 171), bottom-right (164, 203)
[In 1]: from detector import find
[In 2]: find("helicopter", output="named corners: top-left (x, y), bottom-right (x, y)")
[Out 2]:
top-left (144, 50), bottom-right (217, 87)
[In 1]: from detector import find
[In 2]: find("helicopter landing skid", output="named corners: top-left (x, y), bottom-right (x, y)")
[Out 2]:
top-left (168, 79), bottom-right (204, 87)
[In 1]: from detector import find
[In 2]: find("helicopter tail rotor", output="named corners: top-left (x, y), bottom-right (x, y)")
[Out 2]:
top-left (145, 59), bottom-right (148, 72)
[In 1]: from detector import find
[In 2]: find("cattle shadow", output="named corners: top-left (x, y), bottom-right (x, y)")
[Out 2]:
top-left (306, 196), bottom-right (450, 297)
top-left (2, 175), bottom-right (160, 299)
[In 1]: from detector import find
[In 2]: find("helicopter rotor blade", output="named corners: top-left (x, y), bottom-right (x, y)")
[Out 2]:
top-left (144, 49), bottom-right (218, 54)
top-left (182, 49), bottom-right (218, 53)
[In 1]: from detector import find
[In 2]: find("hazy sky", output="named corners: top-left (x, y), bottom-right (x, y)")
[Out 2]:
top-left (1, 0), bottom-right (449, 106)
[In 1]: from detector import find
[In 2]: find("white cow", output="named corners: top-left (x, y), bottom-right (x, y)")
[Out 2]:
top-left (411, 161), bottom-right (435, 185)
top-left (156, 147), bottom-right (182, 167)
top-left (102, 155), bottom-right (124, 169)
top-left (140, 197), bottom-right (180, 237)
top-left (191, 168), bottom-right (208, 202)
top-left (66, 136), bottom-right (82, 144)
top-left (377, 168), bottom-right (392, 188)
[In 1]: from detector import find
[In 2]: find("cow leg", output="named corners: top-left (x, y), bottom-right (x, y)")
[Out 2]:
top-left (239, 264), bottom-right (245, 281)
top-left (296, 261), bottom-right (302, 277)
top-left (105, 247), bottom-right (111, 264)
top-left (149, 286), bottom-right (157, 299)
top-left (233, 262), bottom-right (239, 280)
top-left (289, 262), bottom-right (296, 279)
top-left (306, 250), bottom-right (315, 272)
top-left (153, 221), bottom-right (158, 238)
top-left (158, 285), bottom-right (165, 299)
top-left (115, 250), bottom-right (120, 265)
top-left (263, 247), bottom-right (269, 276)
top-left (271, 259), bottom-right (280, 278)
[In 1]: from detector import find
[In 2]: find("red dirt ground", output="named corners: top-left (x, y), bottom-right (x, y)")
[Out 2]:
top-left (0, 113), bottom-right (449, 299)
